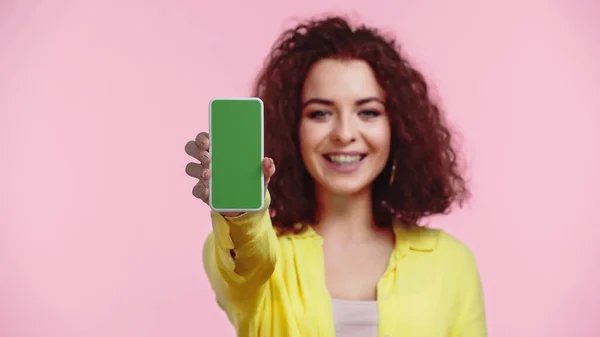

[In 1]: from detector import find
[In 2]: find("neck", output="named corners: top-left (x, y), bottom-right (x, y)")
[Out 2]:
top-left (313, 185), bottom-right (383, 242)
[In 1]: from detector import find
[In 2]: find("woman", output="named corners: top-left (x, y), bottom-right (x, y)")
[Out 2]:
top-left (185, 15), bottom-right (486, 337)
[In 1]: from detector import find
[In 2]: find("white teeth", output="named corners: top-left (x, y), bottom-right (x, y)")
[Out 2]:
top-left (328, 155), bottom-right (362, 164)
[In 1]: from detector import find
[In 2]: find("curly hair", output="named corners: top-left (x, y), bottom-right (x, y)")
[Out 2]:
top-left (252, 15), bottom-right (469, 233)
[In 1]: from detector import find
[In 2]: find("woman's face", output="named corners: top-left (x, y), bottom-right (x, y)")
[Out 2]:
top-left (299, 58), bottom-right (391, 197)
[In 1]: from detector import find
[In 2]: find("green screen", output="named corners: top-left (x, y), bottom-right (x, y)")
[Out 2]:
top-left (209, 98), bottom-right (263, 211)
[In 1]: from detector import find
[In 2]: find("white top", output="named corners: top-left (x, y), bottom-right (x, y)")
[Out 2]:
top-left (331, 299), bottom-right (379, 337)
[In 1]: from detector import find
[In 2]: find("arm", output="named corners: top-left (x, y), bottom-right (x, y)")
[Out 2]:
top-left (202, 191), bottom-right (278, 319)
top-left (452, 249), bottom-right (487, 337)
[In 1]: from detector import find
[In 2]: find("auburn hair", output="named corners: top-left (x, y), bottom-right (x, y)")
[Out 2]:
top-left (252, 15), bottom-right (469, 233)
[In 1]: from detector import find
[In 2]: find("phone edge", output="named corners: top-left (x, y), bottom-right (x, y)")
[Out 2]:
top-left (208, 97), bottom-right (265, 213)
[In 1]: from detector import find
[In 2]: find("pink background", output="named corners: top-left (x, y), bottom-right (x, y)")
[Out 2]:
top-left (1, 0), bottom-right (599, 336)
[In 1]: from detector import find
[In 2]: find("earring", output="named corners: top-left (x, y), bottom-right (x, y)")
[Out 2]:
top-left (389, 160), bottom-right (396, 185)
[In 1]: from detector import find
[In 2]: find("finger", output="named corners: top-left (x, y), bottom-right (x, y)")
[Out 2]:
top-left (185, 140), bottom-right (202, 161)
top-left (192, 182), bottom-right (209, 203)
top-left (185, 141), bottom-right (211, 165)
top-left (198, 150), bottom-right (211, 167)
top-left (195, 132), bottom-right (210, 151)
top-left (262, 157), bottom-right (276, 185)
top-left (185, 162), bottom-right (210, 180)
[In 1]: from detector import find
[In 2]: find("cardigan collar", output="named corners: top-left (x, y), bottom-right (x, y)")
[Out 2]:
top-left (287, 221), bottom-right (440, 252)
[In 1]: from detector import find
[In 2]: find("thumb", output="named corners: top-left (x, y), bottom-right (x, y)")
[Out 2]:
top-left (262, 157), bottom-right (276, 186)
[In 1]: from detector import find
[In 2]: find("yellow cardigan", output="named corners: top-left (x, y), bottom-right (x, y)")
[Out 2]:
top-left (203, 192), bottom-right (487, 337)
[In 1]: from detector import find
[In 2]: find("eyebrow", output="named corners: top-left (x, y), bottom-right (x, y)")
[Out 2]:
top-left (301, 97), bottom-right (384, 109)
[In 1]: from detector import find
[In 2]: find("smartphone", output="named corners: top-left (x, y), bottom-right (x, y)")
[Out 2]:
top-left (209, 98), bottom-right (264, 212)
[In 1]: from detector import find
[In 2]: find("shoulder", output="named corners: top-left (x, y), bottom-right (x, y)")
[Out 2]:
top-left (405, 226), bottom-right (478, 268)
top-left (436, 230), bottom-right (476, 261)
top-left (430, 229), bottom-right (482, 288)
top-left (407, 227), bottom-right (483, 294)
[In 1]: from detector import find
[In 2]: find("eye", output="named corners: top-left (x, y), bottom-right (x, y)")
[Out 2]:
top-left (308, 110), bottom-right (331, 119)
top-left (359, 109), bottom-right (382, 117)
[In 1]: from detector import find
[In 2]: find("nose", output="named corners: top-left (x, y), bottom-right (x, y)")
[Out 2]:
top-left (330, 115), bottom-right (357, 144)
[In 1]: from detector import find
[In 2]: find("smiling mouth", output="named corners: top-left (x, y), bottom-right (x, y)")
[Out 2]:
top-left (323, 154), bottom-right (367, 164)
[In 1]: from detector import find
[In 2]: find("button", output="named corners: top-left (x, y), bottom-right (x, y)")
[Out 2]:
top-left (383, 294), bottom-right (391, 300)
top-left (384, 334), bottom-right (390, 337)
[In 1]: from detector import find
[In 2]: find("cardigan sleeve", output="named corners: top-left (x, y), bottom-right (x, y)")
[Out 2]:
top-left (202, 190), bottom-right (278, 320)
top-left (452, 247), bottom-right (487, 337)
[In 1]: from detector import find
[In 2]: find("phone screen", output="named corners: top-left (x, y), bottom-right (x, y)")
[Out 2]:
top-left (209, 98), bottom-right (264, 212)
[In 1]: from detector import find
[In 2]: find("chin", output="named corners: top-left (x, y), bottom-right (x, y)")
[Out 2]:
top-left (321, 179), bottom-right (372, 197)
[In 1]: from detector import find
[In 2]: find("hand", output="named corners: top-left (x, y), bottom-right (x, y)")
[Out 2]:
top-left (184, 132), bottom-right (276, 217)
